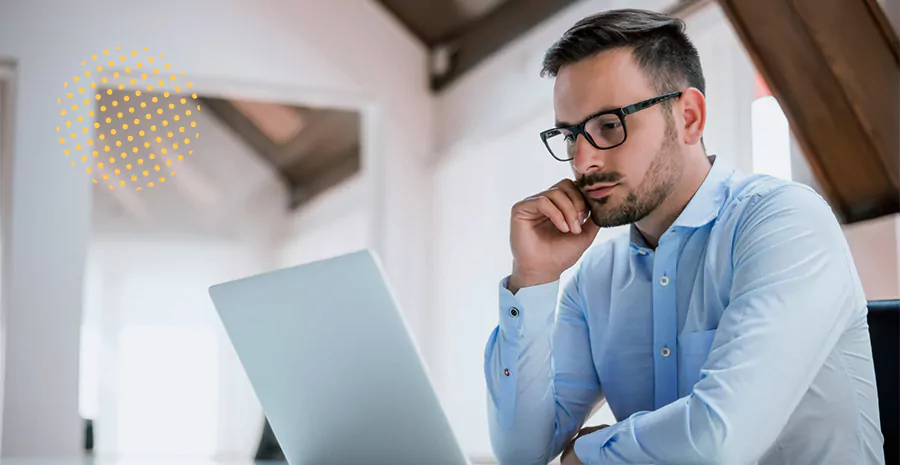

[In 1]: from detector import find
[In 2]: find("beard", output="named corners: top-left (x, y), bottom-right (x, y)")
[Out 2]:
top-left (579, 115), bottom-right (683, 228)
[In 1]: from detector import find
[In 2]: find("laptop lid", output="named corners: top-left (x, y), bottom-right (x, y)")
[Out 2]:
top-left (209, 249), bottom-right (470, 465)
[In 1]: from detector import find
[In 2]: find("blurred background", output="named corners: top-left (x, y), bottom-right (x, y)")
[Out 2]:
top-left (0, 0), bottom-right (897, 463)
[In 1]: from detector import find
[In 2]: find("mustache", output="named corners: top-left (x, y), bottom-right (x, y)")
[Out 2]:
top-left (577, 171), bottom-right (623, 189)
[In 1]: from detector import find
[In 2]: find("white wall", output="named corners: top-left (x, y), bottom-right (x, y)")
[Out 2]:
top-left (0, 0), bottom-right (432, 457)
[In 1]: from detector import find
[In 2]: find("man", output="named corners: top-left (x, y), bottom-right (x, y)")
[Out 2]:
top-left (483, 9), bottom-right (884, 465)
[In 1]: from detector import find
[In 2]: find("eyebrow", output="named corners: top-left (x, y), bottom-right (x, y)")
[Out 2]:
top-left (555, 105), bottom-right (619, 128)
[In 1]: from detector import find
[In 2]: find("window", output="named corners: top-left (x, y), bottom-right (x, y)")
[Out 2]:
top-left (751, 74), bottom-right (793, 180)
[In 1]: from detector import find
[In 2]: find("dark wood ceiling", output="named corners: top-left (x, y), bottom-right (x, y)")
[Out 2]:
top-left (199, 97), bottom-right (360, 209)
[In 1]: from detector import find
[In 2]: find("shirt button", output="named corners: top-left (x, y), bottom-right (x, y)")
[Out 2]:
top-left (660, 347), bottom-right (671, 357)
top-left (504, 369), bottom-right (510, 376)
top-left (509, 307), bottom-right (519, 318)
top-left (659, 275), bottom-right (670, 286)
top-left (638, 250), bottom-right (648, 256)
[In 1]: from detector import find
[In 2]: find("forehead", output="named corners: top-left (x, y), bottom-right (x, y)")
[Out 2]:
top-left (552, 48), bottom-right (654, 125)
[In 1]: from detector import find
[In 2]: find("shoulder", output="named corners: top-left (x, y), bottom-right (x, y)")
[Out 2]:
top-left (718, 173), bottom-right (837, 233)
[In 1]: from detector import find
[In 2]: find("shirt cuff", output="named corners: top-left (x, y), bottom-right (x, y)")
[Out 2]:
top-left (498, 275), bottom-right (559, 337)
top-left (573, 411), bottom-right (654, 464)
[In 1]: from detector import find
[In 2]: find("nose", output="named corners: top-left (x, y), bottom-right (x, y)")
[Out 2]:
top-left (570, 134), bottom-right (606, 175)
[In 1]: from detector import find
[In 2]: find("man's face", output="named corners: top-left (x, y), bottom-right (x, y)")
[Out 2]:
top-left (553, 48), bottom-right (684, 227)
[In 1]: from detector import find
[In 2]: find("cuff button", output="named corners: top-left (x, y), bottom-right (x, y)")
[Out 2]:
top-left (509, 307), bottom-right (519, 317)
top-left (504, 369), bottom-right (510, 376)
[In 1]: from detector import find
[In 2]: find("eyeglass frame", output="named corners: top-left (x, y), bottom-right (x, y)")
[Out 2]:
top-left (539, 91), bottom-right (684, 162)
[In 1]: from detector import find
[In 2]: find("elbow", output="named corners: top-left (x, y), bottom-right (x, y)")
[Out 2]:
top-left (686, 400), bottom-right (754, 465)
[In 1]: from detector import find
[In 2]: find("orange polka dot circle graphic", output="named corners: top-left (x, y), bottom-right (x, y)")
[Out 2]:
top-left (56, 46), bottom-right (200, 191)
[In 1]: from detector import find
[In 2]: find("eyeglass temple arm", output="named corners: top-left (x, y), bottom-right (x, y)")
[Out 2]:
top-left (621, 92), bottom-right (683, 116)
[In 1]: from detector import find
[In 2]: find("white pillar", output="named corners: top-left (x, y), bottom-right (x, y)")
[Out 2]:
top-left (0, 58), bottom-right (92, 458)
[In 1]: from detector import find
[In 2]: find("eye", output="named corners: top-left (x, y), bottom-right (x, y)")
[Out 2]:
top-left (600, 121), bottom-right (622, 131)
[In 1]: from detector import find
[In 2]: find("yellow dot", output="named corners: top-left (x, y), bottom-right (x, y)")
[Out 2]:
top-left (123, 95), bottom-right (130, 102)
top-left (129, 107), bottom-right (135, 113)
top-left (64, 82), bottom-right (68, 87)
top-left (85, 70), bottom-right (92, 77)
top-left (87, 139), bottom-right (93, 145)
top-left (139, 130), bottom-right (145, 136)
top-left (115, 46), bottom-right (121, 51)
top-left (120, 55), bottom-right (125, 61)
top-left (178, 155), bottom-right (184, 161)
top-left (197, 105), bottom-right (201, 110)
top-left (190, 122), bottom-right (197, 128)
top-left (91, 54), bottom-right (98, 60)
top-left (110, 129), bottom-right (117, 135)
top-left (170, 75), bottom-right (176, 81)
top-left (132, 50), bottom-right (137, 57)
top-left (151, 97), bottom-right (158, 103)
top-left (151, 125), bottom-right (157, 131)
top-left (118, 84), bottom-right (124, 90)
top-left (71, 132), bottom-right (77, 139)
top-left (131, 174), bottom-right (137, 180)
top-left (163, 92), bottom-right (170, 98)
top-left (82, 128), bottom-right (88, 134)
top-left (121, 152), bottom-right (127, 158)
top-left (157, 109), bottom-right (163, 115)
top-left (143, 47), bottom-right (148, 51)
top-left (158, 80), bottom-right (164, 86)
top-left (153, 69), bottom-right (159, 75)
top-left (136, 187), bottom-right (141, 191)
top-left (184, 139), bottom-right (190, 145)
top-left (63, 149), bottom-right (69, 154)
top-left (104, 146), bottom-right (110, 152)
top-left (149, 153), bottom-right (156, 160)
top-left (161, 148), bottom-right (167, 155)
top-left (94, 93), bottom-right (100, 99)
top-left (117, 112), bottom-right (123, 118)
top-left (168, 103), bottom-right (175, 110)
top-left (93, 151), bottom-right (99, 157)
top-left (86, 167), bottom-right (92, 173)
top-left (78, 88), bottom-right (84, 94)
top-left (109, 157), bottom-right (115, 163)
top-left (98, 162), bottom-right (104, 169)
top-left (92, 179), bottom-right (98, 183)
top-left (60, 110), bottom-right (67, 116)
top-left (73, 76), bottom-right (79, 83)
top-left (127, 164), bottom-right (133, 170)
top-left (148, 182), bottom-right (154, 187)
top-left (140, 102), bottom-right (146, 108)
top-left (141, 73), bottom-right (148, 80)
top-left (104, 118), bottom-right (111, 124)
top-left (163, 121), bottom-right (169, 127)
top-left (65, 121), bottom-right (72, 127)
top-left (99, 134), bottom-right (106, 140)
top-left (83, 99), bottom-right (89, 105)
top-left (143, 170), bottom-right (149, 176)
top-left (108, 60), bottom-right (115, 67)
top-left (180, 98), bottom-right (186, 104)
top-left (179, 127), bottom-right (184, 133)
top-left (145, 114), bottom-right (152, 120)
top-left (135, 90), bottom-right (142, 97)
top-left (112, 101), bottom-right (118, 107)
top-left (173, 143), bottom-right (179, 149)
top-left (100, 105), bottom-right (106, 112)
top-left (103, 174), bottom-right (108, 180)
top-left (89, 111), bottom-right (95, 117)
top-left (144, 142), bottom-right (150, 149)
top-left (96, 65), bottom-right (103, 72)
top-left (115, 141), bottom-right (122, 147)
top-left (58, 98), bottom-right (62, 104)
top-left (156, 137), bottom-right (162, 143)
top-left (113, 72), bottom-right (119, 79)
top-left (126, 135), bottom-right (133, 141)
top-left (67, 93), bottom-right (73, 100)
top-left (106, 89), bottom-right (112, 95)
top-left (134, 119), bottom-right (140, 125)
top-left (174, 115), bottom-right (180, 122)
top-left (148, 57), bottom-right (154, 63)
top-left (91, 83), bottom-right (97, 89)
top-left (166, 160), bottom-right (172, 166)
top-left (81, 156), bottom-right (87, 162)
top-left (167, 131), bottom-right (172, 137)
top-left (187, 82), bottom-right (192, 87)
top-left (159, 177), bottom-right (166, 183)
top-left (138, 159), bottom-right (144, 165)
top-left (77, 115), bottom-right (84, 122)
top-left (75, 144), bottom-right (82, 150)
top-left (71, 104), bottom-right (78, 110)
top-left (120, 181), bottom-right (126, 187)
top-left (133, 147), bottom-right (139, 153)
top-left (146, 85), bottom-right (153, 91)
top-left (154, 165), bottom-right (160, 172)
top-left (175, 87), bottom-right (181, 92)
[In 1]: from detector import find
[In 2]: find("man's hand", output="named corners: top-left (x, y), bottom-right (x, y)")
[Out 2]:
top-left (509, 179), bottom-right (600, 293)
top-left (560, 425), bottom-right (609, 465)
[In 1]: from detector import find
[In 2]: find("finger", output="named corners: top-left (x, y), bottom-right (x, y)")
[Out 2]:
top-left (543, 187), bottom-right (582, 234)
top-left (527, 195), bottom-right (569, 233)
top-left (555, 179), bottom-right (589, 220)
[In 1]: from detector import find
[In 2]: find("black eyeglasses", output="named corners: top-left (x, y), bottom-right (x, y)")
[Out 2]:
top-left (539, 91), bottom-right (683, 162)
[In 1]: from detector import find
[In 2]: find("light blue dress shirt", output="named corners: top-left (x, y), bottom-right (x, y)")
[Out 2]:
top-left (484, 157), bottom-right (884, 465)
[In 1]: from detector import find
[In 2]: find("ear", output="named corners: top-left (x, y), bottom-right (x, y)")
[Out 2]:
top-left (680, 87), bottom-right (706, 146)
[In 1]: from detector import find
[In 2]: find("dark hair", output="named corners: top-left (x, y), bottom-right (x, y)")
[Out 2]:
top-left (541, 9), bottom-right (705, 99)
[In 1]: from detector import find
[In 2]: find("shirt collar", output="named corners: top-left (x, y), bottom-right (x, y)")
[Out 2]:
top-left (628, 155), bottom-right (733, 248)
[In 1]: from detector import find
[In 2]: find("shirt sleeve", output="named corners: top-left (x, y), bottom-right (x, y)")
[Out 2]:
top-left (573, 185), bottom-right (866, 465)
top-left (485, 267), bottom-right (604, 464)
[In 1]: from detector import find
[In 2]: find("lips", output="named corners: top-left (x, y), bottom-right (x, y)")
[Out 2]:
top-left (585, 184), bottom-right (618, 199)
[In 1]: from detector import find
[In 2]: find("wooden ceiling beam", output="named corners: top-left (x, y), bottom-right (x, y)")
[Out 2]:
top-left (430, 0), bottom-right (582, 91)
top-left (718, 0), bottom-right (899, 223)
top-left (289, 145), bottom-right (361, 209)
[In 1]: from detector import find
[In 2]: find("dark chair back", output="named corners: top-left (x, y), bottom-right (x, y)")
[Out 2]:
top-left (868, 300), bottom-right (899, 464)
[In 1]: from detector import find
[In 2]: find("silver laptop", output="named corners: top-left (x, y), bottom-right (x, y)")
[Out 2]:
top-left (209, 249), bottom-right (470, 465)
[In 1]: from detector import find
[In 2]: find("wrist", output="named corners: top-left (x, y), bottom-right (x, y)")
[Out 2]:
top-left (509, 264), bottom-right (560, 294)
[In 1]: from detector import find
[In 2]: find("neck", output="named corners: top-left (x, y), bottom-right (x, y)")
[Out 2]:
top-left (634, 150), bottom-right (712, 249)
